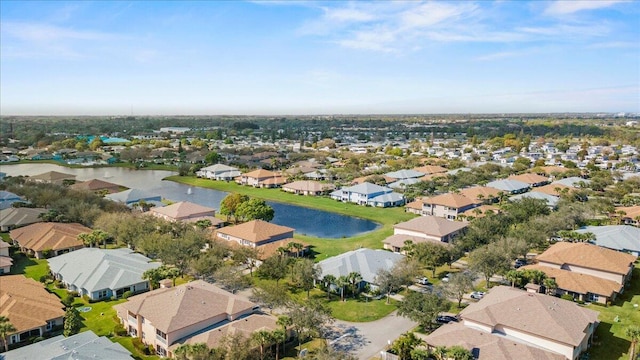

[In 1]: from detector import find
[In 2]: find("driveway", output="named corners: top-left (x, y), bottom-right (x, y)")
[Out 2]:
top-left (326, 310), bottom-right (417, 360)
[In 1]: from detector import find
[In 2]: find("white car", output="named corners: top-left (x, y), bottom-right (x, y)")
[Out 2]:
top-left (470, 291), bottom-right (485, 300)
top-left (441, 273), bottom-right (450, 282)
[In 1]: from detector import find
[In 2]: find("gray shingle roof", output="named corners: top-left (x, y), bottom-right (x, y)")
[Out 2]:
top-left (0, 207), bottom-right (46, 228)
top-left (105, 188), bottom-right (161, 204)
top-left (576, 225), bottom-right (640, 254)
top-left (318, 248), bottom-right (404, 284)
top-left (552, 177), bottom-right (590, 187)
top-left (486, 179), bottom-right (530, 192)
top-left (341, 182), bottom-right (392, 195)
top-left (384, 169), bottom-right (425, 179)
top-left (47, 248), bottom-right (160, 294)
top-left (509, 191), bottom-right (559, 207)
top-left (3, 330), bottom-right (132, 360)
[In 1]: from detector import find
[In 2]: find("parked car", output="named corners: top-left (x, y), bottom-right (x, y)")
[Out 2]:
top-left (441, 273), bottom-right (450, 282)
top-left (436, 315), bottom-right (459, 324)
top-left (417, 277), bottom-right (432, 286)
top-left (470, 291), bottom-right (485, 300)
top-left (514, 259), bottom-right (527, 268)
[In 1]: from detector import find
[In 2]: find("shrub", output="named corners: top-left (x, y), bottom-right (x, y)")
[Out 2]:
top-left (122, 291), bottom-right (133, 299)
top-left (560, 294), bottom-right (574, 302)
top-left (42, 249), bottom-right (53, 258)
top-left (113, 323), bottom-right (128, 337)
top-left (132, 337), bottom-right (150, 354)
top-left (39, 275), bottom-right (48, 283)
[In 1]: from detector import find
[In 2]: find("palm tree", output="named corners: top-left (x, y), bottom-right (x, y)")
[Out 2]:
top-left (347, 272), bottom-right (363, 298)
top-left (391, 332), bottom-right (424, 360)
top-left (78, 232), bottom-right (97, 248)
top-left (322, 274), bottom-right (336, 299)
top-left (505, 270), bottom-right (523, 288)
top-left (543, 278), bottom-right (558, 295)
top-left (626, 325), bottom-right (640, 360)
top-left (251, 330), bottom-right (273, 360)
top-left (0, 316), bottom-right (16, 353)
top-left (272, 328), bottom-right (286, 360)
top-left (276, 315), bottom-right (292, 355)
top-left (336, 275), bottom-right (349, 301)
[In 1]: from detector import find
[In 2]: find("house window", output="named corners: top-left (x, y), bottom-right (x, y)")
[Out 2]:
top-left (46, 320), bottom-right (55, 331)
top-left (156, 328), bottom-right (167, 339)
top-left (156, 345), bottom-right (167, 357)
top-left (589, 293), bottom-right (599, 302)
top-left (97, 290), bottom-right (108, 299)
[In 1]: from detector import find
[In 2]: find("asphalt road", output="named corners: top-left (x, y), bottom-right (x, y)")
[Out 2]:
top-left (328, 310), bottom-right (418, 360)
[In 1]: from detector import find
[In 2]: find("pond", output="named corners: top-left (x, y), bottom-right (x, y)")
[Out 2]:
top-left (0, 163), bottom-right (380, 238)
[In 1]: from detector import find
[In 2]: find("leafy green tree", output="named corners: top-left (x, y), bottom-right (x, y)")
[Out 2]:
top-left (391, 332), bottom-right (424, 360)
top-left (397, 292), bottom-right (450, 331)
top-left (414, 242), bottom-right (450, 278)
top-left (235, 198), bottom-right (274, 222)
top-left (447, 345), bottom-right (474, 360)
top-left (469, 244), bottom-right (511, 286)
top-left (0, 316), bottom-right (16, 352)
top-left (258, 255), bottom-right (289, 288)
top-left (347, 271), bottom-right (363, 298)
top-left (626, 325), bottom-right (640, 360)
top-left (251, 329), bottom-right (274, 360)
top-left (292, 259), bottom-right (321, 299)
top-left (276, 315), bottom-right (293, 355)
top-left (213, 265), bottom-right (250, 294)
top-left (232, 246), bottom-right (260, 277)
top-left (251, 282), bottom-right (290, 313)
top-left (219, 193), bottom-right (249, 223)
top-left (443, 271), bottom-right (475, 308)
top-left (190, 251), bottom-right (224, 279)
top-left (63, 307), bottom-right (82, 337)
top-left (287, 300), bottom-right (333, 352)
top-left (204, 151), bottom-right (221, 164)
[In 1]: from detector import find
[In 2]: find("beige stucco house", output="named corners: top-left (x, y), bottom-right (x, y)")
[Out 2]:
top-left (10, 222), bottom-right (89, 259)
top-left (383, 215), bottom-right (465, 253)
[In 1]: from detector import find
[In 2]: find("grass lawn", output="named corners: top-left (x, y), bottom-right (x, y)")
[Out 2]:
top-left (9, 252), bottom-right (49, 281)
top-left (586, 267), bottom-right (640, 360)
top-left (166, 175), bottom-right (415, 260)
top-left (326, 295), bottom-right (398, 322)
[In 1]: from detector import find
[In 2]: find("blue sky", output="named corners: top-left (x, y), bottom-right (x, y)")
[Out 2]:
top-left (1, 0), bottom-right (638, 115)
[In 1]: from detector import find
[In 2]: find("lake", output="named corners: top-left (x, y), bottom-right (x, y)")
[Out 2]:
top-left (0, 164), bottom-right (380, 238)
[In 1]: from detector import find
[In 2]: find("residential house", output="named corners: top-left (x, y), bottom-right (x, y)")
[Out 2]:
top-left (414, 165), bottom-right (447, 174)
top-left (238, 169), bottom-right (286, 188)
top-left (26, 171), bottom-right (76, 185)
top-left (215, 220), bottom-right (294, 249)
top-left (508, 173), bottom-right (550, 187)
top-left (613, 206), bottom-right (640, 227)
top-left (196, 164), bottom-right (241, 180)
top-left (424, 286), bottom-right (598, 360)
top-left (0, 240), bottom-right (12, 274)
top-left (318, 248), bottom-right (404, 289)
top-left (412, 193), bottom-right (480, 220)
top-left (48, 248), bottom-right (161, 300)
top-left (384, 169), bottom-right (425, 181)
top-left (0, 275), bottom-right (65, 348)
top-left (69, 179), bottom-right (122, 194)
top-left (424, 322), bottom-right (564, 360)
top-left (510, 191), bottom-right (559, 208)
top-left (535, 242), bottom-right (636, 289)
top-left (113, 280), bottom-right (259, 358)
top-left (0, 207), bottom-right (47, 232)
top-left (520, 264), bottom-right (621, 304)
top-left (331, 182), bottom-right (404, 207)
top-left (486, 178), bottom-right (531, 194)
top-left (0, 191), bottom-right (24, 210)
top-left (3, 330), bottom-right (133, 360)
top-left (10, 222), bottom-right (89, 259)
top-left (575, 225), bottom-right (640, 256)
top-left (458, 186), bottom-right (503, 204)
top-left (383, 216), bottom-right (465, 253)
top-left (169, 314), bottom-right (279, 354)
top-left (282, 180), bottom-right (335, 196)
top-left (552, 177), bottom-right (590, 188)
top-left (534, 183), bottom-right (573, 197)
top-left (105, 188), bottom-right (163, 208)
top-left (149, 201), bottom-right (219, 225)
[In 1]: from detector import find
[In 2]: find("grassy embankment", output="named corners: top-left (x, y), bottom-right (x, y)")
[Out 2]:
top-left (165, 175), bottom-right (415, 260)
top-left (586, 266), bottom-right (640, 360)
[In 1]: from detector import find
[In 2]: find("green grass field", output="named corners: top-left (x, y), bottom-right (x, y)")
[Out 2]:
top-left (586, 267), bottom-right (640, 360)
top-left (9, 253), bottom-right (49, 280)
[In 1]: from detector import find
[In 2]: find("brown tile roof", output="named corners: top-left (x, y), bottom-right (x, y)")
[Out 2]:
top-left (0, 240), bottom-right (10, 250)
top-left (383, 234), bottom-right (451, 249)
top-left (256, 238), bottom-right (309, 260)
top-left (520, 264), bottom-right (620, 298)
top-left (508, 173), bottom-right (550, 185)
top-left (424, 322), bottom-right (565, 360)
top-left (394, 216), bottom-right (468, 237)
top-left (69, 179), bottom-right (122, 192)
top-left (535, 166), bottom-right (572, 175)
top-left (616, 206), bottom-right (640, 220)
top-left (458, 186), bottom-right (502, 201)
top-left (216, 220), bottom-right (294, 244)
top-left (460, 286), bottom-right (599, 346)
top-left (243, 169), bottom-right (280, 179)
top-left (149, 201), bottom-right (216, 220)
top-left (534, 183), bottom-right (572, 196)
top-left (414, 165), bottom-right (447, 174)
top-left (419, 173), bottom-right (447, 182)
top-left (0, 256), bottom-right (13, 268)
top-left (10, 222), bottom-right (89, 252)
top-left (261, 176), bottom-right (287, 185)
top-left (282, 181), bottom-right (335, 193)
top-left (114, 280), bottom-right (256, 333)
top-left (0, 275), bottom-right (65, 334)
top-left (422, 193), bottom-right (479, 208)
top-left (171, 314), bottom-right (277, 351)
top-left (28, 171), bottom-right (76, 182)
top-left (405, 199), bottom-right (424, 211)
top-left (535, 242), bottom-right (636, 275)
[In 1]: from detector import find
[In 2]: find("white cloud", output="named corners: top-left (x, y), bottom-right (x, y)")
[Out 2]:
top-left (400, 2), bottom-right (477, 29)
top-left (544, 0), bottom-right (625, 16)
top-left (2, 22), bottom-right (116, 42)
top-left (323, 7), bottom-right (378, 22)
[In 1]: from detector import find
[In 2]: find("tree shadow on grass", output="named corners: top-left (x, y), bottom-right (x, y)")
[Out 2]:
top-left (9, 253), bottom-right (37, 275)
top-left (590, 322), bottom-right (629, 360)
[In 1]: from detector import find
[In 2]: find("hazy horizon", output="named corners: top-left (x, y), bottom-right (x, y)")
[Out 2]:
top-left (1, 1), bottom-right (639, 116)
